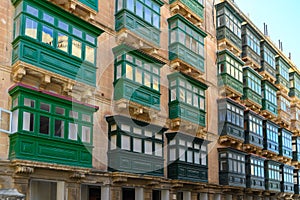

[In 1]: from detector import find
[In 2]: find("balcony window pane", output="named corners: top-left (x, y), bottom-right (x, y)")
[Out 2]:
top-left (72, 40), bottom-right (82, 58)
top-left (145, 73), bottom-right (151, 87)
top-left (126, 64), bottom-right (133, 80)
top-left (25, 18), bottom-right (37, 39)
top-left (69, 111), bottom-right (78, 119)
top-left (24, 98), bottom-right (35, 107)
top-left (121, 135), bottom-right (131, 150)
top-left (54, 119), bottom-right (64, 138)
top-left (127, 0), bottom-right (134, 12)
top-left (117, 0), bottom-right (123, 11)
top-left (85, 45), bottom-right (95, 63)
top-left (26, 5), bottom-right (38, 17)
top-left (187, 150), bottom-right (193, 163)
top-left (153, 14), bottom-right (159, 28)
top-left (136, 69), bottom-right (142, 84)
top-left (23, 111), bottom-right (34, 131)
top-left (110, 135), bottom-right (117, 150)
top-left (69, 123), bottom-right (78, 140)
top-left (55, 107), bottom-right (65, 115)
top-left (73, 28), bottom-right (82, 38)
top-left (145, 140), bottom-right (152, 154)
top-left (82, 126), bottom-right (91, 143)
top-left (136, 2), bottom-right (143, 18)
top-left (43, 13), bottom-right (54, 24)
top-left (155, 143), bottom-right (162, 157)
top-left (145, 7), bottom-right (151, 23)
top-left (179, 148), bottom-right (185, 161)
top-left (58, 21), bottom-right (69, 31)
top-left (40, 103), bottom-right (50, 112)
top-left (39, 115), bottom-right (50, 135)
top-left (153, 76), bottom-right (159, 91)
top-left (57, 33), bottom-right (68, 53)
top-left (133, 138), bottom-right (142, 152)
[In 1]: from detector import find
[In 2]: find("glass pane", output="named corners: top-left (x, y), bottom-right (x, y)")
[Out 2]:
top-left (69, 123), bottom-right (78, 140)
top-left (25, 18), bottom-right (38, 39)
top-left (117, 0), bottom-right (123, 11)
top-left (145, 7), bottom-right (151, 23)
top-left (40, 103), bottom-right (50, 112)
top-left (145, 140), bottom-right (152, 154)
top-left (82, 126), bottom-right (91, 143)
top-left (155, 143), bottom-right (162, 156)
top-left (133, 138), bottom-right (142, 152)
top-left (57, 33), bottom-right (68, 53)
top-left (110, 135), bottom-right (117, 150)
top-left (43, 13), bottom-right (54, 24)
top-left (153, 76), bottom-right (159, 91)
top-left (24, 98), bottom-right (35, 107)
top-left (55, 107), bottom-right (65, 115)
top-left (26, 5), bottom-right (38, 17)
top-left (170, 148), bottom-right (176, 161)
top-left (54, 119), bottom-right (64, 138)
top-left (72, 40), bottom-right (82, 58)
top-left (136, 2), bottom-right (143, 18)
top-left (121, 135), bottom-right (131, 150)
top-left (145, 73), bottom-right (151, 88)
top-left (126, 64), bottom-right (133, 80)
top-left (73, 28), bottom-right (82, 38)
top-left (58, 21), bottom-right (69, 31)
top-left (85, 45), bottom-right (95, 63)
top-left (39, 115), bottom-right (50, 135)
top-left (23, 112), bottom-right (34, 131)
top-left (69, 111), bottom-right (78, 119)
top-left (153, 14), bottom-right (159, 28)
top-left (127, 0), bottom-right (134, 12)
top-left (136, 68), bottom-right (142, 84)
top-left (82, 114), bottom-right (91, 122)
top-left (0, 110), bottom-right (11, 133)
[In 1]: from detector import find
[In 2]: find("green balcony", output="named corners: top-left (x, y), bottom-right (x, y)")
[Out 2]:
top-left (169, 0), bottom-right (204, 20)
top-left (168, 14), bottom-right (206, 73)
top-left (168, 72), bottom-right (207, 127)
top-left (113, 44), bottom-right (164, 110)
top-left (276, 56), bottom-right (290, 93)
top-left (265, 160), bottom-right (281, 192)
top-left (106, 115), bottom-right (167, 176)
top-left (9, 84), bottom-right (97, 168)
top-left (79, 0), bottom-right (98, 11)
top-left (289, 72), bottom-right (300, 100)
top-left (217, 50), bottom-right (244, 97)
top-left (166, 132), bottom-right (208, 182)
top-left (261, 80), bottom-right (278, 117)
top-left (242, 66), bottom-right (262, 108)
top-left (11, 0), bottom-right (103, 86)
top-left (260, 41), bottom-right (277, 83)
top-left (115, 0), bottom-right (164, 46)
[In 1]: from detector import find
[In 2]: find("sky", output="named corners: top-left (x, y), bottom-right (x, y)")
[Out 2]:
top-left (233, 0), bottom-right (300, 68)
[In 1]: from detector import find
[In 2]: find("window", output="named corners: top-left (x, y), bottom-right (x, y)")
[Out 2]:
top-left (225, 103), bottom-right (244, 128)
top-left (250, 157), bottom-right (264, 178)
top-left (248, 114), bottom-right (263, 136)
top-left (280, 129), bottom-right (292, 158)
top-left (263, 84), bottom-right (277, 105)
top-left (282, 166), bottom-right (294, 185)
top-left (169, 76), bottom-right (206, 111)
top-left (31, 180), bottom-right (64, 200)
top-left (246, 72), bottom-right (261, 95)
top-left (278, 60), bottom-right (289, 81)
top-left (218, 53), bottom-right (243, 82)
top-left (219, 149), bottom-right (245, 174)
top-left (0, 108), bottom-right (12, 134)
top-left (23, 111), bottom-right (34, 132)
top-left (279, 96), bottom-right (290, 113)
top-left (268, 163), bottom-right (280, 181)
top-left (114, 52), bottom-right (161, 91)
top-left (246, 29), bottom-right (260, 56)
top-left (264, 46), bottom-right (275, 68)
top-left (16, 3), bottom-right (97, 64)
top-left (217, 8), bottom-right (241, 38)
top-left (266, 123), bottom-right (278, 144)
top-left (118, 0), bottom-right (161, 28)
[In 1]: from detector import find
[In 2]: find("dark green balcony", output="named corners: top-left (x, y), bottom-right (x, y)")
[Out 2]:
top-left (242, 66), bottom-right (262, 108)
top-left (293, 137), bottom-right (300, 162)
top-left (11, 0), bottom-right (103, 86)
top-left (289, 71), bottom-right (300, 100)
top-left (166, 132), bottom-right (208, 182)
top-left (280, 164), bottom-right (294, 194)
top-left (8, 84), bottom-right (97, 168)
top-left (218, 50), bottom-right (244, 97)
top-left (216, 1), bottom-right (243, 52)
top-left (113, 44), bottom-right (164, 110)
top-left (295, 170), bottom-right (300, 194)
top-left (106, 115), bottom-right (167, 176)
top-left (218, 148), bottom-right (246, 188)
top-left (246, 155), bottom-right (265, 190)
top-left (79, 0), bottom-right (98, 11)
top-left (263, 120), bottom-right (279, 155)
top-left (244, 110), bottom-right (264, 149)
top-left (169, 0), bottom-right (204, 20)
top-left (260, 41), bottom-right (277, 82)
top-left (265, 160), bottom-right (281, 192)
top-left (279, 128), bottom-right (293, 159)
top-left (241, 23), bottom-right (261, 69)
top-left (115, 0), bottom-right (163, 46)
top-left (261, 80), bottom-right (278, 117)
top-left (218, 98), bottom-right (245, 142)
top-left (276, 56), bottom-right (290, 92)
top-left (168, 72), bottom-right (207, 127)
top-left (168, 14), bottom-right (206, 73)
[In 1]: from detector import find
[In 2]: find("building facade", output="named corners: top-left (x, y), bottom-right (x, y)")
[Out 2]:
top-left (0, 0), bottom-right (299, 199)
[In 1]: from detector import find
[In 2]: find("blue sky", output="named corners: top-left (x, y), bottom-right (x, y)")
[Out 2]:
top-left (234, 0), bottom-right (300, 68)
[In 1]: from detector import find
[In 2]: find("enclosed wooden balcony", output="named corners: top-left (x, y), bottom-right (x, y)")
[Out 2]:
top-left (292, 137), bottom-right (300, 167)
top-left (289, 71), bottom-right (300, 103)
top-left (246, 155), bottom-right (265, 191)
top-left (259, 41), bottom-right (277, 84)
top-left (241, 66), bottom-right (263, 112)
top-left (260, 80), bottom-right (278, 120)
top-left (280, 164), bottom-right (295, 194)
top-left (290, 104), bottom-right (300, 135)
top-left (262, 120), bottom-right (279, 159)
top-left (278, 128), bottom-right (293, 163)
top-left (275, 93), bottom-right (291, 129)
top-left (275, 56), bottom-right (290, 95)
top-left (169, 0), bottom-right (204, 27)
top-left (241, 23), bottom-right (262, 70)
top-left (265, 160), bottom-right (281, 193)
top-left (294, 170), bottom-right (300, 194)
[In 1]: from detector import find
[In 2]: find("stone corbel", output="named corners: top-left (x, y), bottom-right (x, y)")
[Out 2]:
top-left (15, 165), bottom-right (34, 174)
top-left (70, 172), bottom-right (86, 179)
top-left (40, 74), bottom-right (51, 89)
top-left (12, 66), bottom-right (26, 82)
top-left (63, 81), bottom-right (74, 94)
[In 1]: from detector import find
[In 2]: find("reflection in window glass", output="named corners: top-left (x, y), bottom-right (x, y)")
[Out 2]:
top-left (82, 126), bottom-right (91, 143)
top-left (145, 73), bottom-right (151, 88)
top-left (136, 69), bottom-right (142, 84)
top-left (153, 76), bottom-right (159, 91)
top-left (40, 103), bottom-right (50, 112)
top-left (58, 21), bottom-right (69, 31)
top-left (69, 123), bottom-right (78, 140)
top-left (14, 17), bottom-right (21, 39)
top-left (127, 0), bottom-right (134, 12)
top-left (73, 28), bottom-right (82, 38)
top-left (117, 0), bottom-right (123, 11)
top-left (24, 98), bottom-right (35, 107)
top-left (145, 140), bottom-right (152, 154)
top-left (133, 138), bottom-right (142, 152)
top-left (153, 14), bottom-right (159, 28)
top-left (85, 45), bottom-right (95, 63)
top-left (25, 18), bottom-right (38, 39)
top-left (136, 2), bottom-right (143, 18)
top-left (69, 111), bottom-right (78, 119)
top-left (55, 107), bottom-right (65, 115)
top-left (39, 115), bottom-right (50, 135)
top-left (43, 13), bottom-right (54, 24)
top-left (26, 5), bottom-right (38, 17)
top-left (72, 40), bottom-right (82, 58)
top-left (86, 34), bottom-right (95, 44)
top-left (57, 33), bottom-right (68, 53)
top-left (126, 64), bottom-right (133, 80)
top-left (110, 135), bottom-right (117, 150)
top-left (54, 119), bottom-right (64, 138)
top-left (145, 7), bottom-right (151, 23)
